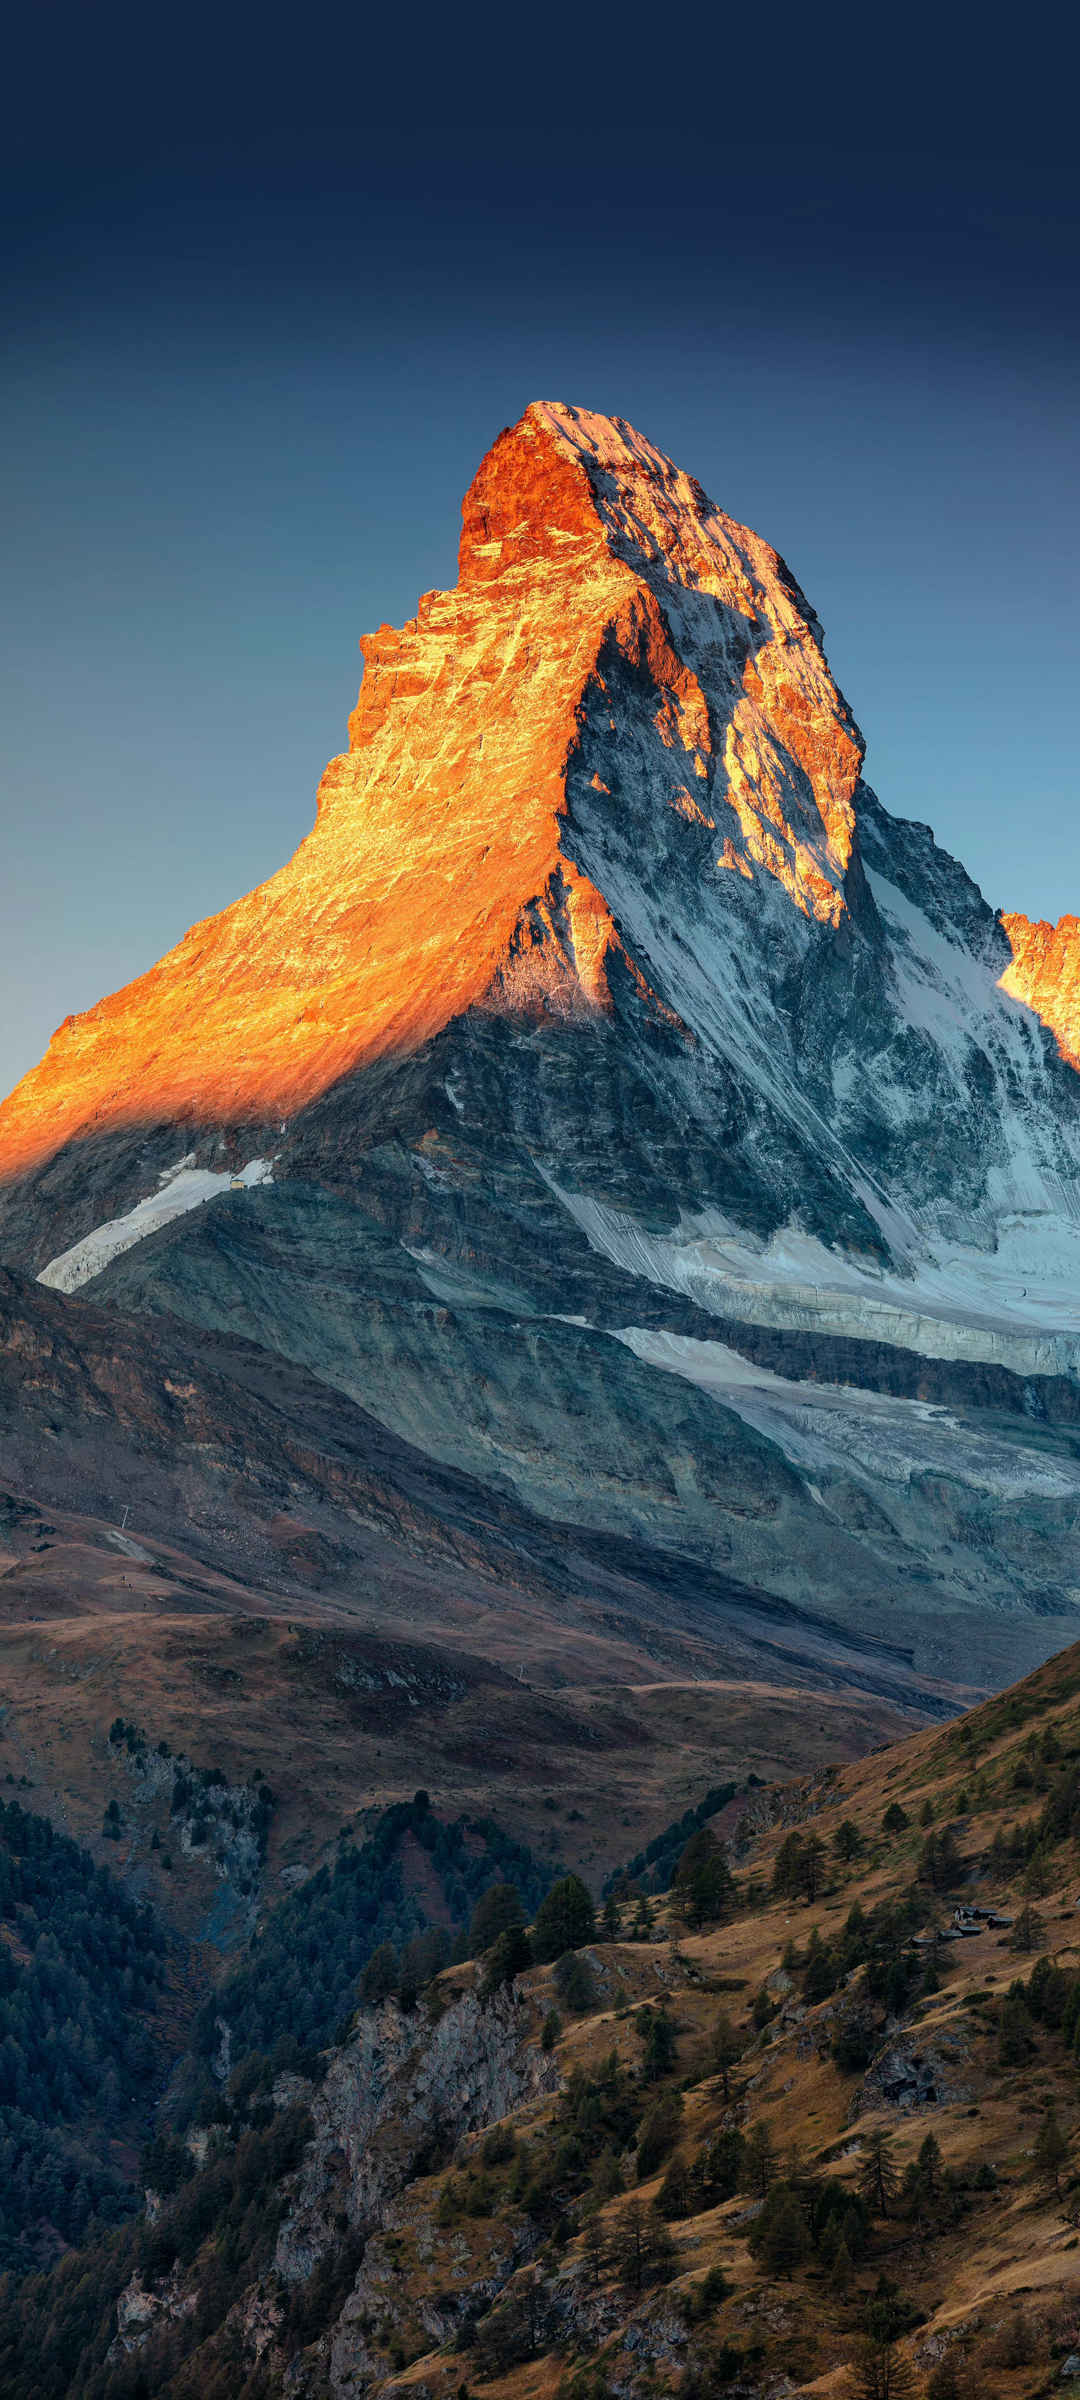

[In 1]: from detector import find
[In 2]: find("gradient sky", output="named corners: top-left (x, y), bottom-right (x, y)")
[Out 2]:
top-left (2, 26), bottom-right (1077, 1101)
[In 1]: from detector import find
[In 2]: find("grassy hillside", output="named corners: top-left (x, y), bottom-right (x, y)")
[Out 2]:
top-left (3, 1642), bottom-right (1080, 2395)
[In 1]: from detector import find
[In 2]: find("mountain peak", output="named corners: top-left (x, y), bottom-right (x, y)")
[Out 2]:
top-left (0, 405), bottom-right (874, 1186)
top-left (460, 400), bottom-right (809, 618)
top-left (0, 405), bottom-right (873, 1190)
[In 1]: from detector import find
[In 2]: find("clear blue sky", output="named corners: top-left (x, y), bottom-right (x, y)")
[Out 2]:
top-left (2, 20), bottom-right (1077, 1101)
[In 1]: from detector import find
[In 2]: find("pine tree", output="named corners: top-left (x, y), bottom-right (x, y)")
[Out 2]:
top-left (925, 2356), bottom-right (966, 2400)
top-left (1033, 2104), bottom-right (1069, 2191)
top-left (741, 2121), bottom-right (776, 2200)
top-left (830, 2234), bottom-right (853, 2298)
top-left (672, 1829), bottom-right (735, 1927)
top-left (997, 1980), bottom-right (1035, 2067)
top-left (592, 2145), bottom-right (624, 2201)
top-left (916, 2131), bottom-right (942, 2198)
top-left (798, 1834), bottom-right (828, 1902)
top-left (859, 2130), bottom-right (899, 2219)
top-left (469, 1883), bottom-right (525, 1952)
top-left (772, 1832), bottom-right (808, 1897)
top-left (849, 2335), bottom-right (920, 2399)
top-left (481, 1922), bottom-right (532, 1996)
top-left (581, 2211), bottom-right (606, 2286)
top-left (1010, 1901), bottom-right (1045, 1955)
top-left (638, 2006), bottom-right (677, 2081)
top-left (1022, 1846), bottom-right (1053, 1897)
top-left (759, 2191), bottom-right (809, 2278)
top-left (710, 2009), bottom-right (741, 2101)
top-left (532, 1875), bottom-right (595, 1962)
top-left (613, 2196), bottom-right (674, 2292)
top-left (360, 1941), bottom-right (400, 2004)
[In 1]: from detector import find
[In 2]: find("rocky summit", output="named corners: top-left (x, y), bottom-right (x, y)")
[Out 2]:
top-left (4, 403), bottom-right (1080, 1708)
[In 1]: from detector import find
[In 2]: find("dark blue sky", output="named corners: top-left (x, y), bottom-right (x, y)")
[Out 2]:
top-left (2, 19), bottom-right (1077, 1098)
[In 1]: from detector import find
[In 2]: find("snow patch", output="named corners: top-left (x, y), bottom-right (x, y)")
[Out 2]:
top-left (548, 1177), bottom-right (1080, 1377)
top-left (37, 1157), bottom-right (274, 1294)
top-left (612, 1326), bottom-right (1080, 1501)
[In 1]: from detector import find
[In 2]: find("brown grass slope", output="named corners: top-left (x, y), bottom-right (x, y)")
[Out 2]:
top-left (13, 1634), bottom-right (1078, 2400)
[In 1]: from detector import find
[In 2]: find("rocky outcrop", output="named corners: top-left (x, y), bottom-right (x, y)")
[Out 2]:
top-left (856, 2031), bottom-right (972, 2114)
top-left (276, 1982), bottom-right (559, 2284)
top-left (113, 1979), bottom-right (559, 2391)
top-left (109, 2271), bottom-right (196, 2359)
top-left (1002, 912), bottom-right (1080, 1069)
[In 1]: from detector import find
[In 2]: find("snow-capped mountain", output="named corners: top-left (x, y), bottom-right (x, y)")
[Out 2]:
top-left (4, 402), bottom-right (1080, 1696)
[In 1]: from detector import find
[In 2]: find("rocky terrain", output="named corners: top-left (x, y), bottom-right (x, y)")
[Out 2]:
top-left (0, 1258), bottom-right (924, 1945)
top-left (4, 1630), bottom-right (1080, 2398)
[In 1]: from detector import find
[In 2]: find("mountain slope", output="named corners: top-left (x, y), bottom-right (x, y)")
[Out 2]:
top-left (1, 1263), bottom-right (927, 1948)
top-left (4, 1632), bottom-right (1080, 2399)
top-left (3, 404), bottom-right (1080, 1694)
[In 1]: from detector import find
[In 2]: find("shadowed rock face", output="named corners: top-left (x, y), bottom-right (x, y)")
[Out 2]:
top-left (4, 404), bottom-right (1080, 1699)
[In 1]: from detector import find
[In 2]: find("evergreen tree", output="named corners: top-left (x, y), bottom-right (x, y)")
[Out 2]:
top-left (925, 2357), bottom-right (966, 2400)
top-left (799, 1834), bottom-right (828, 1903)
top-left (553, 1950), bottom-right (595, 2013)
top-left (997, 1980), bottom-right (1035, 2068)
top-left (580, 2211), bottom-right (607, 2286)
top-left (772, 1833), bottom-right (807, 1897)
top-left (741, 2121), bottom-right (776, 2200)
top-left (916, 2131), bottom-right (942, 2199)
top-left (637, 2007), bottom-right (677, 2082)
top-left (1010, 1901), bottom-right (1045, 1955)
top-left (481, 1924), bottom-right (532, 1997)
top-left (636, 2092), bottom-right (683, 2179)
top-left (612, 2196), bottom-right (674, 2292)
top-left (830, 2234), bottom-right (853, 2298)
top-left (532, 1875), bottom-right (595, 1963)
top-left (710, 2009), bottom-right (742, 2101)
top-left (592, 2145), bottom-right (624, 2201)
top-left (469, 1883), bottom-right (525, 1953)
top-left (757, 2189), bottom-right (809, 2278)
top-left (672, 1829), bottom-right (734, 1927)
top-left (918, 1827), bottom-right (961, 1892)
top-left (655, 2156), bottom-right (693, 2219)
top-left (1033, 2104), bottom-right (1069, 2190)
top-left (360, 1941), bottom-right (399, 2004)
top-left (859, 2130), bottom-right (899, 2219)
top-left (849, 2335), bottom-right (920, 2398)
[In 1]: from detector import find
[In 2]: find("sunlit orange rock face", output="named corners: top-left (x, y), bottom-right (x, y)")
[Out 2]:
top-left (0, 402), bottom-right (865, 1182)
top-left (1001, 914), bottom-right (1080, 1070)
